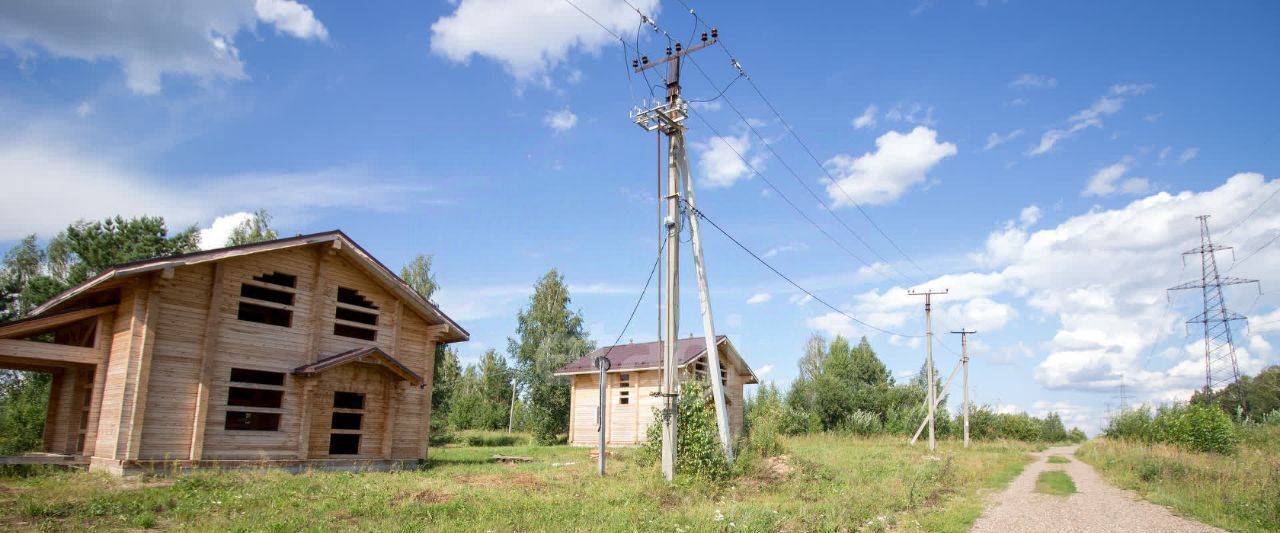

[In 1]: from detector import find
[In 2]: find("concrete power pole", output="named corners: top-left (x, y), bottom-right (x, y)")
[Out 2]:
top-left (951, 329), bottom-right (976, 448)
top-left (631, 33), bottom-right (729, 482)
top-left (909, 288), bottom-right (947, 452)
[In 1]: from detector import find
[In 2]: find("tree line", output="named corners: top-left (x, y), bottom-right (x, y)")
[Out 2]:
top-left (744, 333), bottom-right (1088, 444)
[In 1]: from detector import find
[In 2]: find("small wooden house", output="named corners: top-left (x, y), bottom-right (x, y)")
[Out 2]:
top-left (0, 231), bottom-right (467, 474)
top-left (553, 336), bottom-right (758, 446)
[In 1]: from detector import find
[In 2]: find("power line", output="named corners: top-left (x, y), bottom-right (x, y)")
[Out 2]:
top-left (684, 199), bottom-right (922, 339)
top-left (598, 234), bottom-right (668, 360)
top-left (670, 0), bottom-right (933, 281)
top-left (1221, 185), bottom-right (1280, 239)
top-left (1226, 230), bottom-right (1280, 272)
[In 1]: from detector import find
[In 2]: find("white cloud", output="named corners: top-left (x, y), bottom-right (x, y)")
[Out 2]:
top-left (198, 212), bottom-right (254, 250)
top-left (747, 292), bottom-right (772, 305)
top-left (789, 294), bottom-right (814, 307)
top-left (806, 311), bottom-right (857, 338)
top-left (1019, 205), bottom-right (1042, 227)
top-left (254, 0), bottom-right (328, 40)
top-left (823, 127), bottom-right (957, 206)
top-left (0, 132), bottom-right (443, 241)
top-left (939, 297), bottom-right (1017, 332)
top-left (74, 102), bottom-right (93, 118)
top-left (1008, 74), bottom-right (1057, 89)
top-left (884, 102), bottom-right (935, 126)
top-left (762, 242), bottom-right (806, 258)
top-left (852, 104), bottom-right (878, 129)
top-left (0, 0), bottom-right (327, 94)
top-left (1031, 400), bottom-right (1093, 431)
top-left (1083, 158), bottom-right (1151, 197)
top-left (694, 131), bottom-right (764, 189)
top-left (543, 107), bottom-right (578, 133)
top-left (1179, 147), bottom-right (1199, 164)
top-left (984, 129), bottom-right (1023, 150)
top-left (1030, 84), bottom-right (1152, 156)
top-left (430, 0), bottom-right (657, 82)
top-left (756, 364), bottom-right (775, 377)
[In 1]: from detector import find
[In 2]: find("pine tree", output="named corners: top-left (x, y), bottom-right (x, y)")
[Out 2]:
top-left (508, 270), bottom-right (594, 444)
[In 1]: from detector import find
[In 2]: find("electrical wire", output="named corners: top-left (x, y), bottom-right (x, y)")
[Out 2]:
top-left (685, 199), bottom-right (923, 339)
top-left (597, 235), bottom-right (668, 362)
top-left (1221, 185), bottom-right (1280, 239)
top-left (1227, 230), bottom-right (1280, 272)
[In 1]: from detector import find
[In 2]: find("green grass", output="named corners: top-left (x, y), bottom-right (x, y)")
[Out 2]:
top-left (1046, 455), bottom-right (1070, 464)
top-left (1034, 471), bottom-right (1076, 496)
top-left (0, 435), bottom-right (1035, 531)
top-left (1077, 425), bottom-right (1280, 533)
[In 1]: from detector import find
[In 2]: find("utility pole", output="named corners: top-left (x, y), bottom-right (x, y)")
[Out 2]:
top-left (1113, 373), bottom-right (1131, 412)
top-left (909, 288), bottom-right (947, 452)
top-left (1168, 215), bottom-right (1260, 413)
top-left (632, 30), bottom-right (728, 482)
top-left (594, 355), bottom-right (611, 476)
top-left (951, 329), bottom-right (976, 448)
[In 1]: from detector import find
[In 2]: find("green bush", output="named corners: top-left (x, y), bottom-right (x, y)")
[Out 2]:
top-left (1107, 403), bottom-right (1237, 454)
top-left (640, 380), bottom-right (732, 482)
top-left (838, 410), bottom-right (882, 436)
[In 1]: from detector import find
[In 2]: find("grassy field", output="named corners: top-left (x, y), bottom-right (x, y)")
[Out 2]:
top-left (1076, 426), bottom-right (1280, 533)
top-left (1034, 471), bottom-right (1075, 496)
top-left (0, 434), bottom-right (1035, 532)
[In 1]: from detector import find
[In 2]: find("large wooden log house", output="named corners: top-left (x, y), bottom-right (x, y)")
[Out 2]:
top-left (0, 231), bottom-right (467, 474)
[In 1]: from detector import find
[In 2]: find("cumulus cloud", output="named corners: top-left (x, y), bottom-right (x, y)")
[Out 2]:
top-left (1030, 84), bottom-right (1152, 156)
top-left (544, 107), bottom-right (578, 133)
top-left (694, 131), bottom-right (764, 189)
top-left (852, 104), bottom-right (878, 129)
top-left (430, 0), bottom-right (656, 82)
top-left (756, 364), bottom-right (775, 377)
top-left (1179, 147), bottom-right (1199, 164)
top-left (1008, 74), bottom-right (1057, 89)
top-left (0, 0), bottom-right (327, 94)
top-left (198, 212), bottom-right (254, 250)
top-left (1083, 158), bottom-right (1151, 197)
top-left (747, 292), bottom-right (772, 305)
top-left (823, 126), bottom-right (957, 206)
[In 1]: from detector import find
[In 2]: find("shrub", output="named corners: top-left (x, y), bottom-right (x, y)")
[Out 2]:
top-left (742, 384), bottom-right (786, 458)
top-left (640, 380), bottom-right (732, 482)
top-left (1104, 407), bottom-right (1154, 442)
top-left (838, 410), bottom-right (882, 436)
top-left (1159, 404), bottom-right (1237, 454)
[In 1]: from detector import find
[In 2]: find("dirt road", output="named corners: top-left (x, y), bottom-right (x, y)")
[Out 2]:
top-left (970, 445), bottom-right (1223, 533)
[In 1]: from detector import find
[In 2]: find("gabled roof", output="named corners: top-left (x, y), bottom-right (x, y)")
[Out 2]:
top-left (26, 230), bottom-right (468, 343)
top-left (553, 335), bottom-right (758, 384)
top-left (293, 346), bottom-right (423, 386)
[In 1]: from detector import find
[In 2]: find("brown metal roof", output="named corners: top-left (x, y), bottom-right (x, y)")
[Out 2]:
top-left (292, 346), bottom-right (423, 386)
top-left (554, 335), bottom-right (730, 375)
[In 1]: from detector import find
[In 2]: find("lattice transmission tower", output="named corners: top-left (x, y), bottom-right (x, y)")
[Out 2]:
top-left (1167, 215), bottom-right (1260, 409)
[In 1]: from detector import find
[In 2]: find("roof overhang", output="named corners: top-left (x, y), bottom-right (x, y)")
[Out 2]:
top-left (26, 231), bottom-right (468, 344)
top-left (553, 337), bottom-right (759, 384)
top-left (293, 346), bottom-right (423, 386)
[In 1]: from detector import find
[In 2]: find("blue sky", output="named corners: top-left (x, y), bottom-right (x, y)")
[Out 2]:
top-left (2, 0), bottom-right (1279, 433)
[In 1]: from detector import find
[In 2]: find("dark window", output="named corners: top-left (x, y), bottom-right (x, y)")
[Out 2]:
top-left (331, 412), bottom-right (363, 430)
top-left (227, 387), bottom-right (284, 408)
top-left (335, 306), bottom-right (378, 326)
top-left (238, 302), bottom-right (292, 327)
top-left (334, 323), bottom-right (376, 341)
top-left (225, 411), bottom-right (281, 431)
top-left (337, 287), bottom-right (378, 309)
top-left (619, 391), bottom-right (630, 405)
top-left (253, 271), bottom-right (297, 288)
top-left (333, 391), bottom-right (365, 409)
top-left (230, 368), bottom-right (286, 386)
top-left (328, 433), bottom-right (361, 455)
top-left (619, 373), bottom-right (631, 388)
top-left (241, 284), bottom-right (295, 305)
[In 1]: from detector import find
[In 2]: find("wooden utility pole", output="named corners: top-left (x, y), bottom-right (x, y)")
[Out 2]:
top-left (909, 288), bottom-right (947, 452)
top-left (951, 329), bottom-right (976, 448)
top-left (632, 32), bottom-right (728, 482)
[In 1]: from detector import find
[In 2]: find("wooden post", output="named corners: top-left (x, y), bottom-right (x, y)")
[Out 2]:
top-left (297, 245), bottom-right (332, 461)
top-left (382, 381), bottom-right (401, 459)
top-left (189, 263), bottom-right (224, 461)
top-left (123, 276), bottom-right (161, 461)
top-left (82, 313), bottom-right (113, 458)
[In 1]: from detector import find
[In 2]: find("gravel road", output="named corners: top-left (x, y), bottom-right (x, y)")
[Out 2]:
top-left (969, 445), bottom-right (1223, 533)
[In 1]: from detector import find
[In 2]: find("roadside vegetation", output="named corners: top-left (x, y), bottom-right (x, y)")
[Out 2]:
top-left (1078, 370), bottom-right (1280, 532)
top-left (1034, 471), bottom-right (1076, 496)
top-left (1046, 455), bottom-right (1069, 464)
top-left (0, 433), bottom-right (1036, 531)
